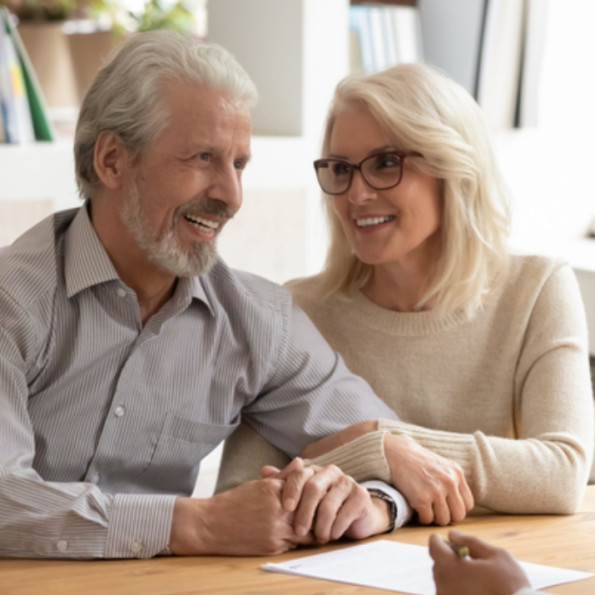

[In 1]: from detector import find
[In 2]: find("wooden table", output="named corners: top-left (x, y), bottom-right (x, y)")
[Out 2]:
top-left (2, 486), bottom-right (594, 594)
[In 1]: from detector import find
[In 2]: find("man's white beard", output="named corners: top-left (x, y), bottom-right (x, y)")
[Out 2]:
top-left (120, 181), bottom-right (221, 278)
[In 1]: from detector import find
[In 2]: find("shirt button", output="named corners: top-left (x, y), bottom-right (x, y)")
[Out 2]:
top-left (57, 540), bottom-right (68, 552)
top-left (131, 540), bottom-right (144, 554)
top-left (116, 287), bottom-right (127, 298)
top-left (89, 472), bottom-right (100, 484)
top-left (114, 405), bottom-right (125, 417)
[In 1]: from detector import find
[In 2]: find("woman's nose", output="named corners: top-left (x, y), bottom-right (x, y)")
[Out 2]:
top-left (346, 169), bottom-right (377, 204)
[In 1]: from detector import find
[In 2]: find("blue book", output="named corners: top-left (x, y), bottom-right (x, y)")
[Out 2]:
top-left (350, 5), bottom-right (375, 75)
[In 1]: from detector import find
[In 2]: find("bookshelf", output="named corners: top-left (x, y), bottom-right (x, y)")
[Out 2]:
top-left (1, 0), bottom-right (595, 350)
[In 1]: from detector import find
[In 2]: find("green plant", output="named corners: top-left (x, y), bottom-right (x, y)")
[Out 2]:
top-left (1, 0), bottom-right (196, 32)
top-left (1, 0), bottom-right (79, 20)
top-left (88, 0), bottom-right (195, 35)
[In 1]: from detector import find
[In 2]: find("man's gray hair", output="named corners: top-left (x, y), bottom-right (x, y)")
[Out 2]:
top-left (74, 30), bottom-right (258, 199)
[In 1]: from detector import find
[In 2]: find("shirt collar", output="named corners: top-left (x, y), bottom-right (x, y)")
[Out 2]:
top-left (63, 203), bottom-right (215, 315)
top-left (174, 275), bottom-right (215, 316)
top-left (64, 204), bottom-right (121, 298)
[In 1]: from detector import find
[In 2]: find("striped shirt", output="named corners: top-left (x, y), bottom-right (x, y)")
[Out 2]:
top-left (0, 205), bottom-right (397, 559)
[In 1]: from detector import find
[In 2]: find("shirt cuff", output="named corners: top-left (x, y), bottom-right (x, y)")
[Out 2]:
top-left (105, 494), bottom-right (177, 558)
top-left (361, 479), bottom-right (413, 529)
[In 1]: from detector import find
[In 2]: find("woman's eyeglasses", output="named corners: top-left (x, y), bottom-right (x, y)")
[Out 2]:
top-left (313, 150), bottom-right (420, 195)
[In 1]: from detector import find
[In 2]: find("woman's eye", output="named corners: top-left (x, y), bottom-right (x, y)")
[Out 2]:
top-left (376, 154), bottom-right (399, 169)
top-left (331, 162), bottom-right (351, 176)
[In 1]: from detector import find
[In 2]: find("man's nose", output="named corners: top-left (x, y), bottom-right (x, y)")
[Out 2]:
top-left (213, 167), bottom-right (243, 213)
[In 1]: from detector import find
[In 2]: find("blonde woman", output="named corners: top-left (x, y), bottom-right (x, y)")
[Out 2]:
top-left (217, 63), bottom-right (593, 521)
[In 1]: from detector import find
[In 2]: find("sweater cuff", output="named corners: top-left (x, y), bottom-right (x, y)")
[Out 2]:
top-left (304, 430), bottom-right (391, 483)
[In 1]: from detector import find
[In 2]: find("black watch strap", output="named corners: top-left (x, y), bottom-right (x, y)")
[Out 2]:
top-left (368, 488), bottom-right (397, 533)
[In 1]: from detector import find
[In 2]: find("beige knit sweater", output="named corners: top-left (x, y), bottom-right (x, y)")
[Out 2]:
top-left (216, 254), bottom-right (594, 514)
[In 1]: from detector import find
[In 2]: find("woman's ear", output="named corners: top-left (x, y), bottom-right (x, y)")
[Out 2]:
top-left (93, 130), bottom-right (131, 190)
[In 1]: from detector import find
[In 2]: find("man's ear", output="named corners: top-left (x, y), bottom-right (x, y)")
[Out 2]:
top-left (93, 130), bottom-right (131, 190)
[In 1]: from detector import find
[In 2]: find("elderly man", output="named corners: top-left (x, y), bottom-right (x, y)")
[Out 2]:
top-left (0, 31), bottom-right (468, 560)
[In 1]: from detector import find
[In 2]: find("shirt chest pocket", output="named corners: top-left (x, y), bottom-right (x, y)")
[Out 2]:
top-left (142, 413), bottom-right (236, 495)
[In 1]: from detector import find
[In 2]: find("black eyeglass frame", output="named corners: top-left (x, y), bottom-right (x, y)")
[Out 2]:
top-left (313, 150), bottom-right (422, 195)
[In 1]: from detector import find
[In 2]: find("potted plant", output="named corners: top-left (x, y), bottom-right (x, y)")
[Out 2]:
top-left (1, 0), bottom-right (201, 107)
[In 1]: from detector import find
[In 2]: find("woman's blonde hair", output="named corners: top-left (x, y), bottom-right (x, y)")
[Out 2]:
top-left (317, 62), bottom-right (511, 317)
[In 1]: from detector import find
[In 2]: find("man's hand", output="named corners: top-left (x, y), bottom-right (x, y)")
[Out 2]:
top-left (262, 457), bottom-right (391, 543)
top-left (385, 434), bottom-right (474, 525)
top-left (429, 530), bottom-right (531, 595)
top-left (169, 478), bottom-right (315, 556)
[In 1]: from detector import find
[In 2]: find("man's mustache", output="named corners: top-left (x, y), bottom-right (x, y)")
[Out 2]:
top-left (178, 197), bottom-right (237, 221)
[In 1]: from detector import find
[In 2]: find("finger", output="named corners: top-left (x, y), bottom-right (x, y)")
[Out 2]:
top-left (313, 478), bottom-right (361, 543)
top-left (445, 490), bottom-right (467, 524)
top-left (265, 457), bottom-right (305, 480)
top-left (282, 466), bottom-right (316, 513)
top-left (260, 465), bottom-right (281, 478)
top-left (460, 478), bottom-right (475, 513)
top-left (292, 466), bottom-right (342, 536)
top-left (416, 502), bottom-right (435, 525)
top-left (428, 533), bottom-right (455, 562)
top-left (447, 530), bottom-right (495, 559)
top-left (311, 485), bottom-right (348, 543)
top-left (328, 484), bottom-right (369, 540)
top-left (431, 497), bottom-right (451, 527)
top-left (262, 458), bottom-right (311, 512)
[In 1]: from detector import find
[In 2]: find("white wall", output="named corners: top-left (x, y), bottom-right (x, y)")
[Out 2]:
top-left (418, 0), bottom-right (484, 95)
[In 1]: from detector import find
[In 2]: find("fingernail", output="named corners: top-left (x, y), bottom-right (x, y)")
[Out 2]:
top-left (296, 524), bottom-right (308, 536)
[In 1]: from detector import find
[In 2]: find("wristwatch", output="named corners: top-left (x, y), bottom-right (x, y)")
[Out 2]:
top-left (368, 488), bottom-right (397, 533)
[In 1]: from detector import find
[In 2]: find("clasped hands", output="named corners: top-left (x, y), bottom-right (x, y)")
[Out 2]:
top-left (303, 421), bottom-right (475, 526)
top-left (169, 457), bottom-right (392, 556)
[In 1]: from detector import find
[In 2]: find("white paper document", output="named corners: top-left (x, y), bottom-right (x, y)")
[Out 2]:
top-left (262, 540), bottom-right (593, 595)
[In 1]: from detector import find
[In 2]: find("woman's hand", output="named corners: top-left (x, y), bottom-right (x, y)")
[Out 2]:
top-left (385, 434), bottom-right (474, 525)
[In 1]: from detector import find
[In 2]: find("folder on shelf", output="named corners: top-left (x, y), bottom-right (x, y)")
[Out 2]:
top-left (0, 7), bottom-right (55, 142)
top-left (1, 11), bottom-right (24, 144)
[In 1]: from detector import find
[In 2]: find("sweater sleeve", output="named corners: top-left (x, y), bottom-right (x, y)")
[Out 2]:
top-left (304, 430), bottom-right (392, 482)
top-left (215, 423), bottom-right (393, 493)
top-left (381, 265), bottom-right (594, 514)
top-left (215, 422), bottom-right (291, 493)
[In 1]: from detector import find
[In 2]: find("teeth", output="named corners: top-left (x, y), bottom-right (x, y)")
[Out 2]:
top-left (355, 216), bottom-right (393, 228)
top-left (184, 214), bottom-right (220, 230)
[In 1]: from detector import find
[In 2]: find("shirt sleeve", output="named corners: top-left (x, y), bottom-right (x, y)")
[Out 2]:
top-left (361, 479), bottom-right (413, 529)
top-left (0, 289), bottom-right (175, 559)
top-left (241, 302), bottom-right (399, 457)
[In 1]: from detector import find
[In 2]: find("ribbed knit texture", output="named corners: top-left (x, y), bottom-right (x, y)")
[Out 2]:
top-left (218, 254), bottom-right (594, 514)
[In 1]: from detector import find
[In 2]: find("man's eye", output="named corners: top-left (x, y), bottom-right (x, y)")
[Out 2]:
top-left (198, 152), bottom-right (212, 162)
top-left (234, 159), bottom-right (247, 170)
